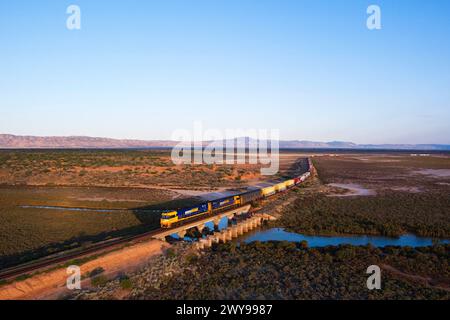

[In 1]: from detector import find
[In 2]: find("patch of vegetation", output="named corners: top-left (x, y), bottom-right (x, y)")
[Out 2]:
top-left (185, 253), bottom-right (199, 264)
top-left (0, 279), bottom-right (11, 287)
top-left (119, 277), bottom-right (133, 290)
top-left (278, 192), bottom-right (450, 237)
top-left (91, 275), bottom-right (108, 287)
top-left (138, 242), bottom-right (450, 300)
top-left (14, 273), bottom-right (31, 282)
top-left (164, 248), bottom-right (176, 258)
top-left (275, 155), bottom-right (450, 238)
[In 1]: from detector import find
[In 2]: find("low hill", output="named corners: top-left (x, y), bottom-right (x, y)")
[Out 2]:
top-left (1, 134), bottom-right (449, 150)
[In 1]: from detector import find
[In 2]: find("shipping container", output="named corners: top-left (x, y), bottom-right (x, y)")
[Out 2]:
top-left (262, 186), bottom-right (276, 197)
top-left (274, 182), bottom-right (287, 192)
top-left (240, 189), bottom-right (263, 205)
top-left (285, 179), bottom-right (295, 188)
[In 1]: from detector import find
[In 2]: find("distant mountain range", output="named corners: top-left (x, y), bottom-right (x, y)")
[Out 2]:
top-left (1, 134), bottom-right (449, 150)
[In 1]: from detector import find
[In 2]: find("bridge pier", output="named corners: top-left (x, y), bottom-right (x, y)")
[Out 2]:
top-left (204, 237), bottom-right (213, 248)
top-left (231, 225), bottom-right (238, 238)
top-left (249, 220), bottom-right (255, 231)
top-left (212, 232), bottom-right (221, 244)
top-left (197, 224), bottom-right (205, 233)
top-left (220, 231), bottom-right (228, 243)
top-left (196, 238), bottom-right (212, 250)
top-left (196, 240), bottom-right (204, 250)
top-left (237, 225), bottom-right (244, 236)
top-left (177, 230), bottom-right (187, 239)
top-left (247, 219), bottom-right (253, 230)
top-left (226, 229), bottom-right (233, 241)
top-left (213, 218), bottom-right (221, 231)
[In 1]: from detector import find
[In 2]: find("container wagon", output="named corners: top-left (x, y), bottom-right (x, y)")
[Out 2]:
top-left (274, 182), bottom-right (287, 192)
top-left (161, 158), bottom-right (313, 228)
top-left (240, 189), bottom-right (263, 205)
top-left (262, 186), bottom-right (276, 197)
top-left (211, 195), bottom-right (241, 212)
top-left (285, 179), bottom-right (295, 188)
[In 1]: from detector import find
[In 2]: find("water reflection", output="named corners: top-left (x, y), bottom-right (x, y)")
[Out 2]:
top-left (240, 228), bottom-right (450, 247)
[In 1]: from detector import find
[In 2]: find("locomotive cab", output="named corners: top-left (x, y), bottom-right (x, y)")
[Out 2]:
top-left (160, 211), bottom-right (178, 228)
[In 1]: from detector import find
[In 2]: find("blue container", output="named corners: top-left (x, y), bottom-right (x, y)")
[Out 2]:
top-left (211, 197), bottom-right (236, 209)
top-left (177, 203), bottom-right (209, 219)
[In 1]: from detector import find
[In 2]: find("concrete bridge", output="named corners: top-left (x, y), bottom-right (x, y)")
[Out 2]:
top-left (194, 213), bottom-right (275, 250)
top-left (153, 204), bottom-right (253, 241)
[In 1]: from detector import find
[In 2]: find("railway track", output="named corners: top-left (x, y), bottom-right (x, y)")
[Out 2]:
top-left (0, 161), bottom-right (312, 282)
top-left (0, 206), bottom-right (255, 281)
top-left (0, 228), bottom-right (162, 281)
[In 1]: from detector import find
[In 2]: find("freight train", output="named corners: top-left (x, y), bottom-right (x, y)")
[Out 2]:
top-left (160, 159), bottom-right (313, 228)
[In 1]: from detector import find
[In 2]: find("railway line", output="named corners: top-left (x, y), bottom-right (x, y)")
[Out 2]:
top-left (0, 227), bottom-right (160, 281)
top-left (0, 158), bottom-right (314, 282)
top-left (0, 204), bottom-right (255, 281)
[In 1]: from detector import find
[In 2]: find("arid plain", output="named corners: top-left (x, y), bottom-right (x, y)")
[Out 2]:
top-left (0, 149), bottom-right (449, 300)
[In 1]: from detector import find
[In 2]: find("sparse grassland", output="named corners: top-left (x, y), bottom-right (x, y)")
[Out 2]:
top-left (0, 186), bottom-right (178, 268)
top-left (42, 151), bottom-right (450, 301)
top-left (0, 149), bottom-right (305, 269)
top-left (0, 149), bottom-right (266, 189)
top-left (0, 149), bottom-right (254, 268)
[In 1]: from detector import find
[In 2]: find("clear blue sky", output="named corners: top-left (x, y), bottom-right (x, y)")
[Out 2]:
top-left (1, 0), bottom-right (449, 144)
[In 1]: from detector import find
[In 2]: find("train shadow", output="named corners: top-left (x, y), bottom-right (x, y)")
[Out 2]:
top-left (0, 196), bottom-right (205, 270)
top-left (0, 224), bottom-right (150, 270)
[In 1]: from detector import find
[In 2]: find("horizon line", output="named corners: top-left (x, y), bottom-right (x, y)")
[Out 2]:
top-left (1, 133), bottom-right (449, 146)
